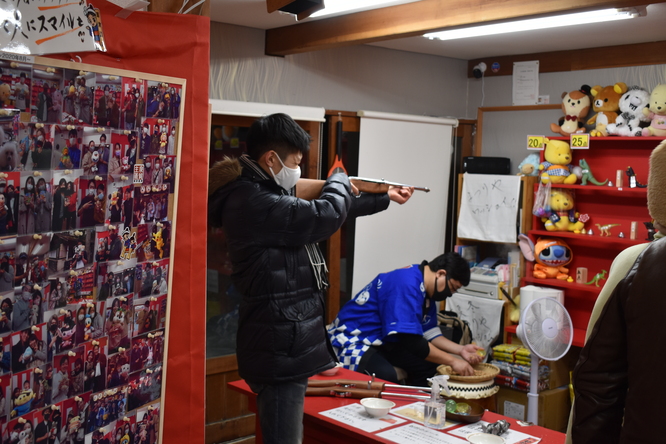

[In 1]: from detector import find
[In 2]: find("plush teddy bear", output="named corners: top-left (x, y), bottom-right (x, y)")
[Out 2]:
top-left (539, 138), bottom-right (577, 184)
top-left (0, 83), bottom-right (11, 107)
top-left (0, 127), bottom-right (18, 172)
top-left (11, 389), bottom-right (36, 417)
top-left (90, 149), bottom-right (100, 173)
top-left (550, 85), bottom-right (591, 136)
top-left (518, 235), bottom-right (573, 280)
top-left (642, 84), bottom-right (666, 137)
top-left (607, 86), bottom-right (651, 136)
top-left (517, 153), bottom-right (541, 176)
top-left (541, 188), bottom-right (588, 233)
top-left (587, 82), bottom-right (628, 136)
top-left (121, 155), bottom-right (130, 172)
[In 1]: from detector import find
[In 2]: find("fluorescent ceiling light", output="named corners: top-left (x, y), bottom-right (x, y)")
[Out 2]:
top-left (308, 0), bottom-right (421, 20)
top-left (424, 8), bottom-right (643, 41)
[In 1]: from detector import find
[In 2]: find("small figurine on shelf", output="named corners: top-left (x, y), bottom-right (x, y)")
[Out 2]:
top-left (541, 189), bottom-right (588, 233)
top-left (539, 139), bottom-right (578, 184)
top-left (579, 159), bottom-right (608, 186)
top-left (518, 235), bottom-right (573, 280)
top-left (583, 270), bottom-right (608, 287)
top-left (625, 166), bottom-right (647, 188)
top-left (596, 223), bottom-right (621, 236)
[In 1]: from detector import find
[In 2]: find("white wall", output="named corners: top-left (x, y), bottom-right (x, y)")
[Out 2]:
top-left (466, 65), bottom-right (666, 171)
top-left (210, 22), bottom-right (469, 118)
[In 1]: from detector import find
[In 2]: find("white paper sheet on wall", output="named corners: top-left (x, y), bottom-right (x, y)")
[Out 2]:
top-left (446, 293), bottom-right (505, 356)
top-left (457, 173), bottom-right (521, 243)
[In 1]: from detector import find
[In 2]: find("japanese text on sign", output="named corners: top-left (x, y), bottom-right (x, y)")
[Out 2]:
top-left (0, 1), bottom-right (106, 55)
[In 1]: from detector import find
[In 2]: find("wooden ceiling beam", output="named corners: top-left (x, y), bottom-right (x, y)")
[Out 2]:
top-left (265, 0), bottom-right (655, 56)
top-left (467, 41), bottom-right (666, 78)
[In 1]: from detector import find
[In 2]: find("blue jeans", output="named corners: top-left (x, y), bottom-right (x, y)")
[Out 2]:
top-left (248, 378), bottom-right (308, 444)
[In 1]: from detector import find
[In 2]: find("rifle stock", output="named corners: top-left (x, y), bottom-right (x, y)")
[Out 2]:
top-left (295, 178), bottom-right (424, 201)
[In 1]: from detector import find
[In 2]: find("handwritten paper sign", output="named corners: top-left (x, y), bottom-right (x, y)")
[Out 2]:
top-left (318, 403), bottom-right (407, 433)
top-left (449, 421), bottom-right (542, 444)
top-left (377, 423), bottom-right (466, 443)
top-left (457, 173), bottom-right (522, 243)
top-left (0, 1), bottom-right (106, 55)
top-left (446, 293), bottom-right (505, 356)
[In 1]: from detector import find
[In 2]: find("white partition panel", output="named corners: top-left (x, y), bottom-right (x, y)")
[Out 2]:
top-left (352, 111), bottom-right (457, 296)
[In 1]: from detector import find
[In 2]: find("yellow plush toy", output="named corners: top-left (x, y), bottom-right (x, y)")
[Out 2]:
top-left (587, 83), bottom-right (628, 136)
top-left (539, 139), bottom-right (577, 184)
top-left (641, 84), bottom-right (666, 137)
top-left (0, 83), bottom-right (11, 107)
top-left (541, 189), bottom-right (588, 233)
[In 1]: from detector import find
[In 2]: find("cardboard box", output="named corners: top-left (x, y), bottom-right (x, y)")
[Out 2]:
top-left (495, 386), bottom-right (571, 432)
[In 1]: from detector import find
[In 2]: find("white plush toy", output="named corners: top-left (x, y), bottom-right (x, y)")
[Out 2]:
top-left (0, 127), bottom-right (18, 171)
top-left (607, 86), bottom-right (651, 136)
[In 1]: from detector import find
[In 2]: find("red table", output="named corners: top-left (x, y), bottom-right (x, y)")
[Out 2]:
top-left (229, 368), bottom-right (565, 444)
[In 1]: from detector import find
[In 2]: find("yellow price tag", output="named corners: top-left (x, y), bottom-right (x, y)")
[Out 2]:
top-left (526, 135), bottom-right (544, 150)
top-left (570, 133), bottom-right (590, 149)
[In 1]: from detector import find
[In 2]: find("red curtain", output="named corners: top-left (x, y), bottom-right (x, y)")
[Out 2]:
top-left (47, 2), bottom-right (209, 443)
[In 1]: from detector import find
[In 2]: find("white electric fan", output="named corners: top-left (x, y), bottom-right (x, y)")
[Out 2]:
top-left (516, 297), bottom-right (573, 425)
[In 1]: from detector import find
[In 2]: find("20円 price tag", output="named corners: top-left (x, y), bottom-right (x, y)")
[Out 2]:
top-left (527, 135), bottom-right (544, 150)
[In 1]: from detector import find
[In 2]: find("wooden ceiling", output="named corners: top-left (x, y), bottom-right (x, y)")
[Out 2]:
top-left (265, 0), bottom-right (661, 56)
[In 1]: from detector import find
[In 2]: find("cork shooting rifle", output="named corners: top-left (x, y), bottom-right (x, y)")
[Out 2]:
top-left (296, 177), bottom-right (430, 201)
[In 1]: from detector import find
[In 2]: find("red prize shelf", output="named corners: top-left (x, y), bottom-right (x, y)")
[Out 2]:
top-left (544, 183), bottom-right (647, 196)
top-left (529, 230), bottom-right (647, 247)
top-left (522, 276), bottom-right (606, 294)
top-left (518, 136), bottom-right (660, 350)
top-left (505, 324), bottom-right (586, 348)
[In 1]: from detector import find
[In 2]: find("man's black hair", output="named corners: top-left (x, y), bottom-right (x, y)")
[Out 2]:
top-left (68, 129), bottom-right (77, 138)
top-left (246, 113), bottom-right (311, 161)
top-left (426, 252), bottom-right (471, 286)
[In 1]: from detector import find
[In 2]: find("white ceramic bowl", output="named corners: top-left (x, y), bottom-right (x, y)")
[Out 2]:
top-left (466, 432), bottom-right (506, 444)
top-left (360, 398), bottom-right (395, 418)
top-left (319, 363), bottom-right (343, 376)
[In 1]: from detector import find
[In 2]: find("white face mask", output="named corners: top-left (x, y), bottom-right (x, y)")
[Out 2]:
top-left (269, 153), bottom-right (301, 191)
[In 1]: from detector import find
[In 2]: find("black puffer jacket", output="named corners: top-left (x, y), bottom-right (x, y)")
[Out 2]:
top-left (208, 156), bottom-right (390, 384)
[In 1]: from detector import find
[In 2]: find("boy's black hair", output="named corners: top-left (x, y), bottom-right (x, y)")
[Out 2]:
top-left (246, 113), bottom-right (311, 161)
top-left (426, 252), bottom-right (471, 286)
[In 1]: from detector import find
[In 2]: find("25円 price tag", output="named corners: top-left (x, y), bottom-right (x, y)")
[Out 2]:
top-left (527, 135), bottom-right (545, 150)
top-left (570, 133), bottom-right (590, 149)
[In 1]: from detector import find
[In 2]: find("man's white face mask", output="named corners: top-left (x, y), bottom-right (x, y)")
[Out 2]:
top-left (270, 153), bottom-right (301, 190)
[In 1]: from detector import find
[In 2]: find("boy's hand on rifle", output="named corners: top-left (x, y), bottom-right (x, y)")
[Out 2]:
top-left (388, 186), bottom-right (414, 205)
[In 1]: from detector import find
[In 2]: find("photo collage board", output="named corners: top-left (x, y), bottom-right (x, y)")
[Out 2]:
top-left (0, 57), bottom-right (183, 444)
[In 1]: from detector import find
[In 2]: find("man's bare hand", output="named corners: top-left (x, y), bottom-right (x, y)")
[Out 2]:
top-left (387, 186), bottom-right (414, 205)
top-left (460, 344), bottom-right (484, 365)
top-left (450, 359), bottom-right (474, 376)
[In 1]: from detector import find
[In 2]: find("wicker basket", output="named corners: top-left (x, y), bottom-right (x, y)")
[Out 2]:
top-left (436, 363), bottom-right (500, 382)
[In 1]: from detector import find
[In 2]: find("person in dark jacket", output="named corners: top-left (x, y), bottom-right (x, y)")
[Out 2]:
top-left (208, 113), bottom-right (413, 444)
top-left (567, 140), bottom-right (666, 444)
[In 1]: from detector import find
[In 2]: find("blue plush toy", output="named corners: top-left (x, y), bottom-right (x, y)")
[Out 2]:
top-left (517, 153), bottom-right (541, 176)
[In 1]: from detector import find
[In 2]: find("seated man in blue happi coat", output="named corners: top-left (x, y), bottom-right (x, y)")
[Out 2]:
top-left (328, 252), bottom-right (483, 387)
